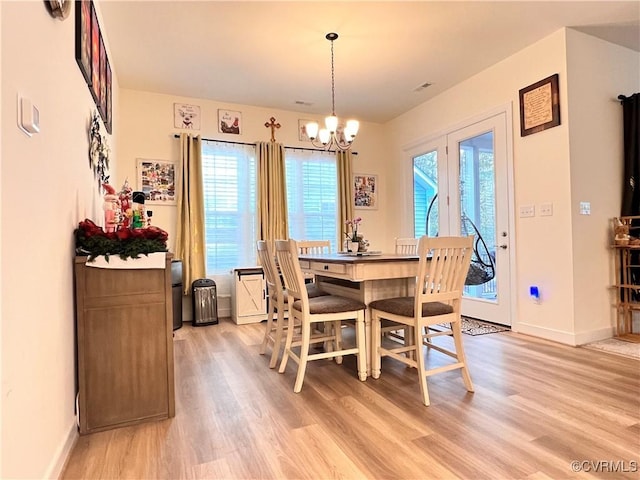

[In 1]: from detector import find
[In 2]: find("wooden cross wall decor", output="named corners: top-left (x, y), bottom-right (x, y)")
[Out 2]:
top-left (264, 117), bottom-right (281, 142)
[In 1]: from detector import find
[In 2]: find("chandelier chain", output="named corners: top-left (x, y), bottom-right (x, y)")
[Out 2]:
top-left (330, 38), bottom-right (336, 116)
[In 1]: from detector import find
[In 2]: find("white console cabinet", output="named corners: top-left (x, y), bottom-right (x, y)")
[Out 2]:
top-left (232, 267), bottom-right (267, 324)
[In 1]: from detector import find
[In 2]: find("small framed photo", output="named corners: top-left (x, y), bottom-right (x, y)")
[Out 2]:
top-left (174, 103), bottom-right (201, 130)
top-left (354, 174), bottom-right (378, 210)
top-left (519, 73), bottom-right (560, 137)
top-left (136, 159), bottom-right (176, 205)
top-left (298, 119), bottom-right (313, 142)
top-left (218, 109), bottom-right (241, 134)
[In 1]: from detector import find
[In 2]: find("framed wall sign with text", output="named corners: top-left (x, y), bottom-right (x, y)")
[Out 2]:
top-left (519, 73), bottom-right (560, 137)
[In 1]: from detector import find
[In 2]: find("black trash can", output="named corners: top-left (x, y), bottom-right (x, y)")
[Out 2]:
top-left (171, 260), bottom-right (183, 330)
top-left (191, 279), bottom-right (218, 326)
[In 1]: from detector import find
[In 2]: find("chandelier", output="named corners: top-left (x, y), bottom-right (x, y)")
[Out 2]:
top-left (306, 33), bottom-right (359, 151)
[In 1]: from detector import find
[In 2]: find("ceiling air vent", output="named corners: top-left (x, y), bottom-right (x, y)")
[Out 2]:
top-left (414, 82), bottom-right (433, 92)
top-left (294, 100), bottom-right (313, 106)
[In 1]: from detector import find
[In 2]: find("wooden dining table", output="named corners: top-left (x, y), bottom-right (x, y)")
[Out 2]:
top-left (298, 252), bottom-right (419, 374)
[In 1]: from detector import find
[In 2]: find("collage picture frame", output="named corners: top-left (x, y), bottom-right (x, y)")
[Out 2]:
top-left (354, 174), bottom-right (378, 210)
top-left (136, 159), bottom-right (177, 205)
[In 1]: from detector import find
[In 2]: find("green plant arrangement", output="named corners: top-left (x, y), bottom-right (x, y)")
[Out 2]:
top-left (74, 218), bottom-right (168, 261)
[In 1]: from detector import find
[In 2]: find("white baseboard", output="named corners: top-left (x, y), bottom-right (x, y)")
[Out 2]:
top-left (45, 421), bottom-right (77, 479)
top-left (513, 322), bottom-right (616, 346)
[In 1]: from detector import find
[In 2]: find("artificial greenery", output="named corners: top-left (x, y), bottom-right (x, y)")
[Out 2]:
top-left (75, 218), bottom-right (168, 261)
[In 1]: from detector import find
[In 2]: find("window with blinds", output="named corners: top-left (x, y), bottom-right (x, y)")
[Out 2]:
top-left (202, 141), bottom-right (257, 274)
top-left (201, 143), bottom-right (339, 275)
top-left (285, 149), bottom-right (338, 251)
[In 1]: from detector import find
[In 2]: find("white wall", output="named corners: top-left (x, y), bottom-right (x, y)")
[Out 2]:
top-left (117, 89), bottom-right (391, 316)
top-left (1, 2), bottom-right (118, 478)
top-left (566, 29), bottom-right (640, 343)
top-left (387, 28), bottom-right (640, 344)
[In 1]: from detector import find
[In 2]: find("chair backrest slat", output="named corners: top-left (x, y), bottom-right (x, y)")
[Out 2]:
top-left (296, 240), bottom-right (331, 255)
top-left (275, 239), bottom-right (309, 310)
top-left (395, 237), bottom-right (419, 255)
top-left (257, 240), bottom-right (283, 301)
top-left (415, 235), bottom-right (474, 313)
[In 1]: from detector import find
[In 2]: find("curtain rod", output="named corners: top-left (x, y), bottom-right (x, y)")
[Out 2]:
top-left (172, 134), bottom-right (357, 155)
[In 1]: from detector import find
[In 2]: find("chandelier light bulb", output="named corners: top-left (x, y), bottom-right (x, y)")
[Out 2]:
top-left (318, 129), bottom-right (331, 145)
top-left (325, 115), bottom-right (339, 134)
top-left (306, 121), bottom-right (319, 140)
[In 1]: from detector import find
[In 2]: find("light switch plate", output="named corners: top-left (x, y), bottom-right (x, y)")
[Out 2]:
top-left (519, 205), bottom-right (535, 218)
top-left (579, 202), bottom-right (591, 215)
top-left (539, 203), bottom-right (553, 216)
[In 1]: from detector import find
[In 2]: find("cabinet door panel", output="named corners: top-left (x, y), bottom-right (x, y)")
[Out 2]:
top-left (83, 303), bottom-right (169, 430)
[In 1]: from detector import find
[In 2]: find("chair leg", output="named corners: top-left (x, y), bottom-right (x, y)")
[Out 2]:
top-left (260, 304), bottom-right (275, 355)
top-left (371, 310), bottom-right (382, 379)
top-left (414, 325), bottom-right (431, 407)
top-left (294, 321), bottom-right (311, 393)
top-left (333, 320), bottom-right (343, 364)
top-left (269, 306), bottom-right (284, 369)
top-left (451, 319), bottom-right (474, 393)
top-left (355, 311), bottom-right (367, 381)
top-left (278, 309), bottom-right (296, 374)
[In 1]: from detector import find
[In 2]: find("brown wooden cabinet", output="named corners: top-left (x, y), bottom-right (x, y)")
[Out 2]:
top-left (74, 254), bottom-right (175, 434)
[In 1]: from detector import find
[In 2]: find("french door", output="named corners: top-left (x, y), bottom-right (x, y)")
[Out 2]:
top-left (412, 111), bottom-right (512, 325)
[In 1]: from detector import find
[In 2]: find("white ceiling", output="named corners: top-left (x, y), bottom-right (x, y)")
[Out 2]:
top-left (99, 1), bottom-right (640, 124)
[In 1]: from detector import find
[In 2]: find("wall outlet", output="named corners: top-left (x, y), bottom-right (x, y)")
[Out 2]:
top-left (519, 205), bottom-right (535, 218)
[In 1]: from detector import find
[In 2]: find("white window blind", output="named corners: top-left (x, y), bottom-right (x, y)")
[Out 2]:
top-left (201, 141), bottom-right (257, 274)
top-left (285, 149), bottom-right (338, 251)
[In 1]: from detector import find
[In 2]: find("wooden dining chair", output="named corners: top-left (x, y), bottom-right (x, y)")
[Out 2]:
top-left (257, 240), bottom-right (327, 368)
top-left (275, 239), bottom-right (367, 392)
top-left (383, 237), bottom-right (421, 346)
top-left (369, 235), bottom-right (475, 406)
top-left (296, 239), bottom-right (331, 282)
top-left (296, 239), bottom-right (331, 255)
top-left (394, 237), bottom-right (419, 255)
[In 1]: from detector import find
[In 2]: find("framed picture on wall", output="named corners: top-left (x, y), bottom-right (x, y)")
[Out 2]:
top-left (136, 159), bottom-right (177, 205)
top-left (74, 0), bottom-right (92, 85)
top-left (298, 119), bottom-right (313, 141)
top-left (98, 32), bottom-right (107, 122)
top-left (89, 2), bottom-right (100, 106)
top-left (218, 109), bottom-right (241, 134)
top-left (105, 58), bottom-right (112, 134)
top-left (174, 103), bottom-right (201, 130)
top-left (354, 174), bottom-right (378, 210)
top-left (519, 73), bottom-right (560, 137)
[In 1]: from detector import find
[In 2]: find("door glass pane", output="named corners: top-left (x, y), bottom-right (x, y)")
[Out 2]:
top-left (458, 132), bottom-right (497, 301)
top-left (413, 150), bottom-right (439, 238)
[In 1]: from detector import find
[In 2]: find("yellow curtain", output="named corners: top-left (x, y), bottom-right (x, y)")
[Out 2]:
top-left (337, 150), bottom-right (355, 246)
top-left (257, 141), bottom-right (288, 246)
top-left (175, 133), bottom-right (206, 294)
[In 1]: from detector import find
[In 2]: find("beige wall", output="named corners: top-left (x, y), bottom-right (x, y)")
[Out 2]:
top-left (566, 29), bottom-right (640, 342)
top-left (387, 28), bottom-right (640, 344)
top-left (117, 89), bottom-right (391, 315)
top-left (1, 2), bottom-right (118, 478)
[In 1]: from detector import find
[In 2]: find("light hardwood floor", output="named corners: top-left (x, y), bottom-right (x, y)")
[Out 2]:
top-left (62, 318), bottom-right (640, 479)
